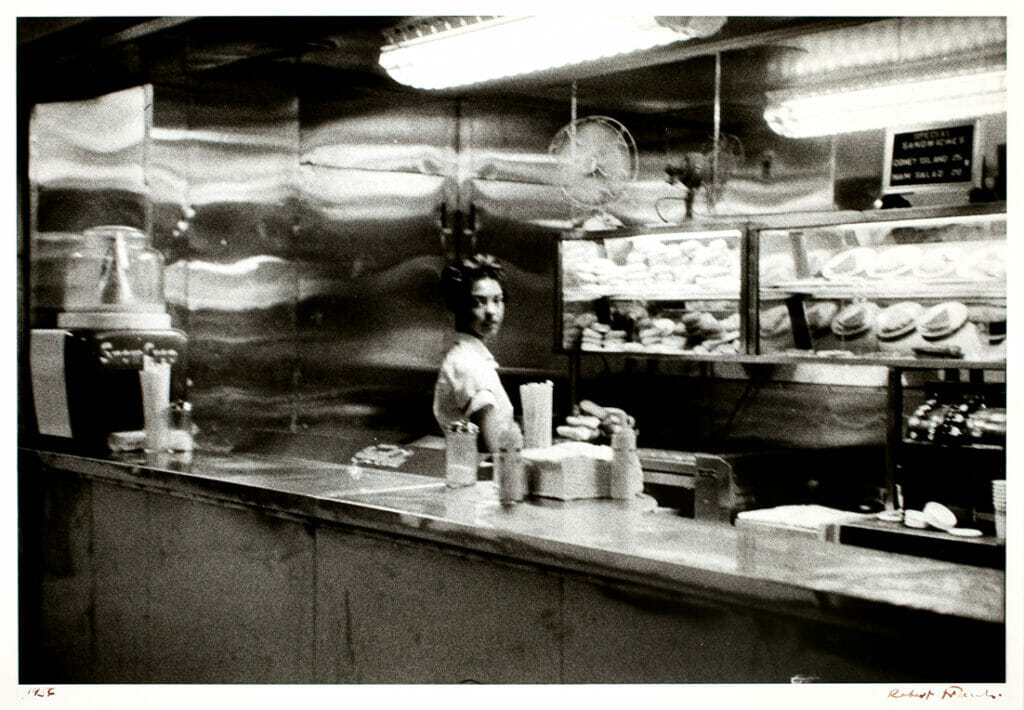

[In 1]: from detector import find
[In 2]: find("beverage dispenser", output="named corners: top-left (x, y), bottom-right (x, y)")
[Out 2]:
top-left (29, 225), bottom-right (188, 452)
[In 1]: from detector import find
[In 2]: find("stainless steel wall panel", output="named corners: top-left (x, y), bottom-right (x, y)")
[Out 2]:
top-left (28, 86), bottom-right (149, 198)
top-left (292, 86), bottom-right (459, 437)
top-left (293, 161), bottom-right (450, 435)
top-left (296, 164), bottom-right (450, 243)
top-left (27, 86), bottom-right (152, 327)
top-left (149, 85), bottom-right (194, 340)
top-left (170, 79), bottom-right (302, 434)
top-left (460, 100), bottom-right (574, 374)
top-left (300, 92), bottom-right (457, 175)
top-left (466, 180), bottom-right (568, 373)
top-left (468, 179), bottom-right (573, 236)
top-left (460, 99), bottom-right (567, 186)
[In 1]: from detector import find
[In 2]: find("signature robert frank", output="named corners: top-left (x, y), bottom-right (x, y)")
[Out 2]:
top-left (888, 686), bottom-right (1003, 701)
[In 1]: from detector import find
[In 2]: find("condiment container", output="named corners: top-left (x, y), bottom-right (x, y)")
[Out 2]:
top-left (64, 225), bottom-right (166, 313)
top-left (609, 427), bottom-right (643, 499)
top-left (444, 421), bottom-right (480, 488)
top-left (165, 401), bottom-right (195, 452)
top-left (495, 423), bottom-right (526, 504)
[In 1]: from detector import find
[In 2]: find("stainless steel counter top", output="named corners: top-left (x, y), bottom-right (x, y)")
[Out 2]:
top-left (25, 446), bottom-right (1005, 626)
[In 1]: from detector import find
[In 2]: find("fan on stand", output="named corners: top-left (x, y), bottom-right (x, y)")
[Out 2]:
top-left (661, 132), bottom-right (745, 221)
top-left (549, 116), bottom-right (638, 227)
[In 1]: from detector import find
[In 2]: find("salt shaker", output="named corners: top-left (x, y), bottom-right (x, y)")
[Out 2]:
top-left (495, 422), bottom-right (526, 504)
top-left (610, 426), bottom-right (643, 499)
top-left (444, 420), bottom-right (480, 488)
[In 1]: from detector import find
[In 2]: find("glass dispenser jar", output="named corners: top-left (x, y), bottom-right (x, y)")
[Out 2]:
top-left (64, 225), bottom-right (166, 313)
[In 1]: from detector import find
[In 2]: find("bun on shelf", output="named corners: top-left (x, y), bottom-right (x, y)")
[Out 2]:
top-left (805, 301), bottom-right (839, 334)
top-left (759, 304), bottom-right (791, 338)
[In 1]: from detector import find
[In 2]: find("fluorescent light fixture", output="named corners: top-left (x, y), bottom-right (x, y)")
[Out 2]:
top-left (380, 16), bottom-right (726, 90)
top-left (764, 69), bottom-right (1006, 138)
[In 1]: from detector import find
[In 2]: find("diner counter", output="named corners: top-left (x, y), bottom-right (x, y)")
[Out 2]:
top-left (22, 443), bottom-right (1004, 626)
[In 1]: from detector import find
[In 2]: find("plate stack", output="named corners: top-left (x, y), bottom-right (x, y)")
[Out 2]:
top-left (992, 479), bottom-right (1006, 540)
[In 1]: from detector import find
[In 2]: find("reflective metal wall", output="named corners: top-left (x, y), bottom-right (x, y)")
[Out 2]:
top-left (28, 86), bottom-right (151, 327)
top-left (33, 34), bottom-right (1001, 450)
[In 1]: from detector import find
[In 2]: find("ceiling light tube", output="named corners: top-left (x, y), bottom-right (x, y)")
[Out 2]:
top-left (763, 69), bottom-right (1006, 138)
top-left (379, 16), bottom-right (726, 90)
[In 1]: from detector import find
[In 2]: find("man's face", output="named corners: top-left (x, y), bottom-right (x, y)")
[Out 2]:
top-left (467, 277), bottom-right (504, 342)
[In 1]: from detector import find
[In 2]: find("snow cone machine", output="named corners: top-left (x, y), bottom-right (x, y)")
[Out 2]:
top-left (29, 225), bottom-right (188, 453)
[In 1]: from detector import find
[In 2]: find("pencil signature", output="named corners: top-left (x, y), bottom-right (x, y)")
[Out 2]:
top-left (889, 686), bottom-right (1003, 701)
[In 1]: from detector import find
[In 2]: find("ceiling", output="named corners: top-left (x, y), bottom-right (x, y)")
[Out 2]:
top-left (17, 15), bottom-right (884, 113)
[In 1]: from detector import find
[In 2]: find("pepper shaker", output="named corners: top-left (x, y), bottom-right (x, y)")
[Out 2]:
top-left (496, 423), bottom-right (526, 504)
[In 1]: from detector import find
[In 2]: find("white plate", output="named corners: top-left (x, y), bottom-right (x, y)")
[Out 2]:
top-left (955, 244), bottom-right (1007, 281)
top-left (947, 528), bottom-right (983, 538)
top-left (923, 501), bottom-right (958, 530)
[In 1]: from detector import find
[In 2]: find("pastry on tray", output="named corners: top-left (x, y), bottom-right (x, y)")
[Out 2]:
top-left (831, 301), bottom-right (880, 338)
top-left (865, 245), bottom-right (922, 279)
top-left (820, 247), bottom-right (876, 280)
top-left (917, 301), bottom-right (969, 340)
top-left (914, 245), bottom-right (963, 280)
top-left (875, 302), bottom-right (924, 340)
top-left (916, 301), bottom-right (985, 358)
top-left (955, 244), bottom-right (1007, 281)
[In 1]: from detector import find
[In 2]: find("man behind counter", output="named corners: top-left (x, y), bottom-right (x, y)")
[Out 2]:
top-left (432, 254), bottom-right (515, 453)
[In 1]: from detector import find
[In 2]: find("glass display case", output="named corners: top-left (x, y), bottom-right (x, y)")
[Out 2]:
top-left (755, 210), bottom-right (1006, 364)
top-left (558, 227), bottom-right (745, 356)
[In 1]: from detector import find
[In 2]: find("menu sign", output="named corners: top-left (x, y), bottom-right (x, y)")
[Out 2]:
top-left (886, 123), bottom-right (976, 190)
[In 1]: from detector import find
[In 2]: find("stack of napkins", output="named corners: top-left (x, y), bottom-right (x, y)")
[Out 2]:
top-left (736, 505), bottom-right (868, 535)
top-left (522, 442), bottom-right (614, 500)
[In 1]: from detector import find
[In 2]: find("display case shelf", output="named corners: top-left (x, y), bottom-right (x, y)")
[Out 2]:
top-left (558, 224), bottom-right (746, 357)
top-left (901, 439), bottom-right (1004, 452)
top-left (564, 289), bottom-right (740, 303)
top-left (555, 204), bottom-right (1006, 368)
top-left (754, 206), bottom-right (1006, 361)
top-left (568, 347), bottom-right (1004, 371)
top-left (761, 282), bottom-right (1005, 301)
